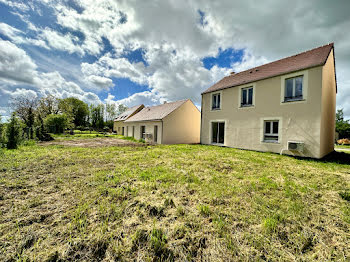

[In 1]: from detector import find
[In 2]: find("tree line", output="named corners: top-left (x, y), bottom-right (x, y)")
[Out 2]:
top-left (0, 95), bottom-right (128, 149)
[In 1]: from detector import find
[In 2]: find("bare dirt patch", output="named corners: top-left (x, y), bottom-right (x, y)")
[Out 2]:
top-left (40, 138), bottom-right (146, 148)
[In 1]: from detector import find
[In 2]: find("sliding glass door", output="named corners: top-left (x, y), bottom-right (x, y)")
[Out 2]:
top-left (211, 122), bottom-right (225, 144)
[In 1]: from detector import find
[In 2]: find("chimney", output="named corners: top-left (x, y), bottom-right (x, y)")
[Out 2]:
top-left (230, 71), bottom-right (235, 75)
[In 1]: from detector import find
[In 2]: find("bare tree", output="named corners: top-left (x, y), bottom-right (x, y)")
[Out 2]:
top-left (10, 95), bottom-right (38, 139)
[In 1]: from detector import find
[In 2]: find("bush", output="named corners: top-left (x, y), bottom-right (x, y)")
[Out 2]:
top-left (337, 138), bottom-right (350, 145)
top-left (44, 114), bottom-right (68, 134)
top-left (6, 112), bottom-right (22, 149)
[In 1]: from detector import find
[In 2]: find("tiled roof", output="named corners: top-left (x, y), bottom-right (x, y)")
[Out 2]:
top-left (114, 104), bottom-right (144, 121)
top-left (202, 43), bottom-right (334, 94)
top-left (124, 99), bottom-right (188, 122)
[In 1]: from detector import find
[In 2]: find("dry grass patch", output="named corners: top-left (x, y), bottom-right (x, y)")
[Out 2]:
top-left (0, 142), bottom-right (349, 261)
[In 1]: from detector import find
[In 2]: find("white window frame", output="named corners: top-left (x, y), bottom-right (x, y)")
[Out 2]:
top-left (209, 120), bottom-right (226, 145)
top-left (260, 117), bottom-right (282, 144)
top-left (280, 70), bottom-right (308, 104)
top-left (238, 83), bottom-right (256, 108)
top-left (210, 91), bottom-right (222, 111)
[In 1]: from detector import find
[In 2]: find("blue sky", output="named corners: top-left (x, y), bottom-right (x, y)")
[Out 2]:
top-left (0, 0), bottom-right (349, 119)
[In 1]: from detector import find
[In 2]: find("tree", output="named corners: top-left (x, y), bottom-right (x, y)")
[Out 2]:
top-left (5, 112), bottom-right (22, 149)
top-left (10, 95), bottom-right (37, 139)
top-left (35, 114), bottom-right (53, 141)
top-left (90, 104), bottom-right (105, 130)
top-left (58, 97), bottom-right (89, 128)
top-left (106, 103), bottom-right (117, 121)
top-left (44, 114), bottom-right (69, 134)
top-left (118, 104), bottom-right (128, 115)
top-left (336, 109), bottom-right (350, 139)
top-left (0, 114), bottom-right (3, 147)
top-left (37, 95), bottom-right (59, 118)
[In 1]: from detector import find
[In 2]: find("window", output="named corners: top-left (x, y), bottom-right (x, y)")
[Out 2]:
top-left (122, 127), bottom-right (125, 136)
top-left (154, 125), bottom-right (158, 142)
top-left (241, 87), bottom-right (253, 107)
top-left (140, 126), bottom-right (146, 139)
top-left (284, 76), bottom-right (303, 102)
top-left (132, 126), bottom-right (135, 138)
top-left (264, 120), bottom-right (279, 142)
top-left (212, 93), bottom-right (221, 110)
top-left (211, 122), bottom-right (225, 144)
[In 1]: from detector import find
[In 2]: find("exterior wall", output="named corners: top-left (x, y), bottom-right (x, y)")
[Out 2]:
top-left (320, 49), bottom-right (336, 157)
top-left (123, 121), bottom-right (162, 143)
top-left (113, 121), bottom-right (124, 134)
top-left (162, 100), bottom-right (201, 144)
top-left (201, 66), bottom-right (324, 158)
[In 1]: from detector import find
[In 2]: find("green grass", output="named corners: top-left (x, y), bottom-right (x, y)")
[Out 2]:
top-left (0, 141), bottom-right (349, 261)
top-left (50, 132), bottom-right (146, 144)
top-left (336, 144), bottom-right (350, 150)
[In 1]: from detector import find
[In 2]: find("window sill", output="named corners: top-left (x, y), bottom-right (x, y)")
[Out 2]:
top-left (239, 104), bottom-right (254, 108)
top-left (262, 140), bottom-right (279, 144)
top-left (211, 108), bottom-right (221, 111)
top-left (282, 99), bottom-right (305, 103)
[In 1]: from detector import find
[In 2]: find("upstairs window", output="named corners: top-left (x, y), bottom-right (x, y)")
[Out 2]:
top-left (285, 76), bottom-right (303, 102)
top-left (241, 87), bottom-right (253, 107)
top-left (264, 120), bottom-right (279, 142)
top-left (212, 93), bottom-right (221, 110)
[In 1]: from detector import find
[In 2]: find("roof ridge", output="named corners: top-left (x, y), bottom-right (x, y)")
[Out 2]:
top-left (230, 43), bottom-right (334, 77)
top-left (144, 99), bottom-right (188, 109)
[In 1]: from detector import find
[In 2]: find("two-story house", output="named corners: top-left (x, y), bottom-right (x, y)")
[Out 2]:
top-left (201, 43), bottom-right (337, 158)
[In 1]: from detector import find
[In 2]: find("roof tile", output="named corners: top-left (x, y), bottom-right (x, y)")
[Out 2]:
top-left (125, 99), bottom-right (188, 122)
top-left (203, 43), bottom-right (334, 94)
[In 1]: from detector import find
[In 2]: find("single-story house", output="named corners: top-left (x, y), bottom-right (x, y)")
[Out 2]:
top-left (113, 104), bottom-right (144, 134)
top-left (123, 99), bottom-right (200, 144)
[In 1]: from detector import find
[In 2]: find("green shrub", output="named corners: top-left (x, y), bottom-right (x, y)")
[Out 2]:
top-left (44, 114), bottom-right (68, 134)
top-left (5, 112), bottom-right (22, 149)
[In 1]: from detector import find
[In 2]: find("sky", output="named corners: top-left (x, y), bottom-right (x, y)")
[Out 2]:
top-left (0, 0), bottom-right (349, 121)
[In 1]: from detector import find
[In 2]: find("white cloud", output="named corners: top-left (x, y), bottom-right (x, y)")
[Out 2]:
top-left (87, 75), bottom-right (114, 90)
top-left (1, 0), bottom-right (350, 119)
top-left (0, 39), bottom-right (37, 84)
top-left (40, 28), bottom-right (84, 55)
top-left (0, 41), bottom-right (102, 113)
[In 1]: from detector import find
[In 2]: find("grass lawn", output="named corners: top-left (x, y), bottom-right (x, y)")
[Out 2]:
top-left (0, 140), bottom-right (349, 261)
top-left (336, 144), bottom-right (350, 150)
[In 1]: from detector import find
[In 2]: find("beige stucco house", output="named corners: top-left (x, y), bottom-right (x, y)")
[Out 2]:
top-left (201, 43), bottom-right (337, 159)
top-left (113, 104), bottom-right (144, 134)
top-left (122, 99), bottom-right (200, 144)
